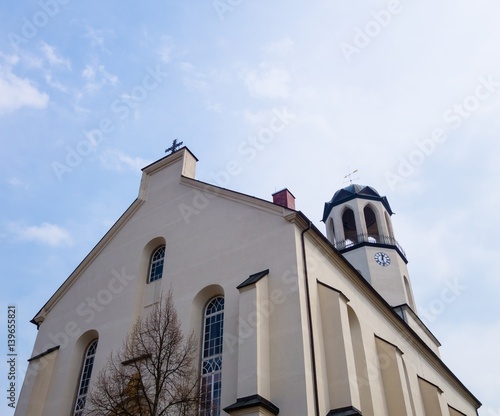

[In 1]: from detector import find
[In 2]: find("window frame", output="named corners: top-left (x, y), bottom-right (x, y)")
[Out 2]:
top-left (200, 296), bottom-right (225, 416)
top-left (73, 339), bottom-right (98, 416)
top-left (147, 245), bottom-right (166, 283)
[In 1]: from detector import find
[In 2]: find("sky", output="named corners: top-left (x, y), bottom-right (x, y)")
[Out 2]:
top-left (0, 0), bottom-right (499, 415)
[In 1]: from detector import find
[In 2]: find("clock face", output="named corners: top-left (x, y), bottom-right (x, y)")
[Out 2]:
top-left (374, 252), bottom-right (391, 266)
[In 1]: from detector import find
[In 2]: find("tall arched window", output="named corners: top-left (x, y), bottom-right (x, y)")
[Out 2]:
top-left (385, 211), bottom-right (395, 238)
top-left (404, 276), bottom-right (417, 311)
top-left (148, 246), bottom-right (165, 283)
top-left (73, 339), bottom-right (98, 416)
top-left (342, 208), bottom-right (357, 245)
top-left (200, 297), bottom-right (224, 416)
top-left (347, 306), bottom-right (374, 415)
top-left (329, 218), bottom-right (337, 245)
top-left (364, 205), bottom-right (380, 240)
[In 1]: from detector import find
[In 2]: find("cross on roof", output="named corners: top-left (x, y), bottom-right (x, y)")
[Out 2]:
top-left (165, 139), bottom-right (183, 154)
top-left (344, 167), bottom-right (359, 184)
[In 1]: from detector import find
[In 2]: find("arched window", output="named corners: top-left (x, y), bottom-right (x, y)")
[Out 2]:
top-left (347, 306), bottom-right (374, 415)
top-left (385, 211), bottom-right (395, 238)
top-left (404, 276), bottom-right (417, 311)
top-left (200, 297), bottom-right (224, 416)
top-left (148, 246), bottom-right (165, 283)
top-left (342, 208), bottom-right (357, 243)
top-left (364, 205), bottom-right (380, 240)
top-left (73, 339), bottom-right (98, 416)
top-left (329, 218), bottom-right (337, 244)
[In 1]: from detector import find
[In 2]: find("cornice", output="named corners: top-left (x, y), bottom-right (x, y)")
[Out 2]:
top-left (284, 211), bottom-right (481, 409)
top-left (141, 146), bottom-right (198, 175)
top-left (31, 198), bottom-right (145, 325)
top-left (180, 176), bottom-right (292, 216)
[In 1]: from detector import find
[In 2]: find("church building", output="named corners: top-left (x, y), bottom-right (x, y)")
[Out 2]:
top-left (15, 147), bottom-right (481, 415)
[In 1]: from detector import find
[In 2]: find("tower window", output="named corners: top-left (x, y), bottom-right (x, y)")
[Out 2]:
top-left (404, 276), bottom-right (416, 311)
top-left (364, 206), bottom-right (380, 240)
top-left (329, 218), bottom-right (337, 245)
top-left (73, 339), bottom-right (98, 416)
top-left (148, 246), bottom-right (165, 283)
top-left (200, 297), bottom-right (224, 416)
top-left (385, 211), bottom-right (394, 238)
top-left (342, 208), bottom-right (357, 244)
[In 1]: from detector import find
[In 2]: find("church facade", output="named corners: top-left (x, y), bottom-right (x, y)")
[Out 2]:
top-left (15, 148), bottom-right (480, 416)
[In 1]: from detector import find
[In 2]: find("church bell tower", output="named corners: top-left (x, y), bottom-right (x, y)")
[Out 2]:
top-left (323, 184), bottom-right (417, 311)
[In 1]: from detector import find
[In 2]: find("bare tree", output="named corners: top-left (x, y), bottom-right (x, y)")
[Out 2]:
top-left (85, 290), bottom-right (200, 416)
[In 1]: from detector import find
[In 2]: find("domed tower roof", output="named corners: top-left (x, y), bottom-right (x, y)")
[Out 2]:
top-left (322, 184), bottom-right (394, 222)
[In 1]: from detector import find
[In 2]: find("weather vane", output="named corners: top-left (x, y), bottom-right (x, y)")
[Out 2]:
top-left (344, 167), bottom-right (359, 184)
top-left (165, 138), bottom-right (183, 154)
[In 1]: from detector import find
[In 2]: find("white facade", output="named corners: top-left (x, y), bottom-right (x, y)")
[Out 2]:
top-left (15, 148), bottom-right (480, 416)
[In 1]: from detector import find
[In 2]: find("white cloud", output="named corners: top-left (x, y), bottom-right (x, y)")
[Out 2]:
top-left (1, 47), bottom-right (70, 97)
top-left (179, 61), bottom-right (209, 92)
top-left (100, 149), bottom-right (152, 172)
top-left (7, 177), bottom-right (30, 191)
top-left (263, 37), bottom-right (295, 56)
top-left (44, 73), bottom-right (68, 92)
top-left (157, 36), bottom-right (175, 63)
top-left (84, 26), bottom-right (113, 52)
top-left (82, 64), bottom-right (95, 79)
top-left (0, 63), bottom-right (49, 114)
top-left (206, 101), bottom-right (223, 113)
top-left (10, 222), bottom-right (73, 246)
top-left (40, 42), bottom-right (71, 70)
top-left (240, 109), bottom-right (277, 124)
top-left (439, 323), bottom-right (500, 414)
top-left (242, 65), bottom-right (292, 99)
top-left (179, 62), bottom-right (194, 72)
top-left (0, 53), bottom-right (19, 66)
top-left (82, 62), bottom-right (119, 92)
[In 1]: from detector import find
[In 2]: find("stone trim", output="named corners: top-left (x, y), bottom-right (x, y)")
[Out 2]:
top-left (237, 269), bottom-right (269, 290)
top-left (27, 346), bottom-right (60, 362)
top-left (224, 394), bottom-right (279, 415)
top-left (327, 405), bottom-right (363, 415)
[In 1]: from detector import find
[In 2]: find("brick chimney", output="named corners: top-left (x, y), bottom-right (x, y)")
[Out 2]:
top-left (272, 188), bottom-right (296, 210)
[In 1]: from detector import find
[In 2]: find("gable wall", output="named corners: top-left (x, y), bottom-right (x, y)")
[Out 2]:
top-left (302, 234), bottom-right (479, 416)
top-left (16, 155), bottom-right (313, 416)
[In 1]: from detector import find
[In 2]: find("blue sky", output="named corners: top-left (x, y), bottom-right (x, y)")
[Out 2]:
top-left (1, 1), bottom-right (499, 415)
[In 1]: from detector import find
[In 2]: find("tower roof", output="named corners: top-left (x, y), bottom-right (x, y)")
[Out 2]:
top-left (322, 184), bottom-right (394, 221)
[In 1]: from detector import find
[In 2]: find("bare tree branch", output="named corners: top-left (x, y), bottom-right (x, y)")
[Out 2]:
top-left (85, 289), bottom-right (200, 416)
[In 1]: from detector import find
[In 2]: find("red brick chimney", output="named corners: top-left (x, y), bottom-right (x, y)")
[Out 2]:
top-left (272, 188), bottom-right (296, 210)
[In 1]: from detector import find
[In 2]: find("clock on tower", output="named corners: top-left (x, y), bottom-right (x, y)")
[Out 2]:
top-left (323, 184), bottom-right (416, 311)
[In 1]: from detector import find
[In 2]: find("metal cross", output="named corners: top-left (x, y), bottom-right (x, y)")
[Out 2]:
top-left (344, 167), bottom-right (359, 184)
top-left (165, 139), bottom-right (183, 154)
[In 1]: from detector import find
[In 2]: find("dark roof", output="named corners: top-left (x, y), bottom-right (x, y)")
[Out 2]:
top-left (237, 269), bottom-right (269, 290)
top-left (224, 394), bottom-right (279, 415)
top-left (322, 184), bottom-right (394, 222)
